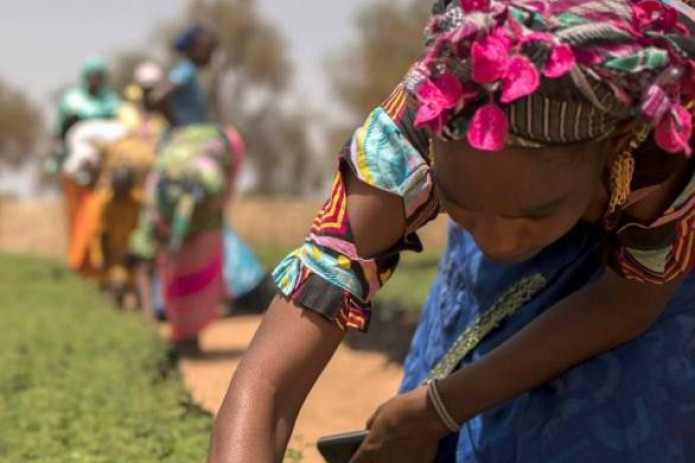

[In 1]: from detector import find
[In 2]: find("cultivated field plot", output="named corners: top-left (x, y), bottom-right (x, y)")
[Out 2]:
top-left (0, 198), bottom-right (448, 463)
top-left (0, 254), bottom-right (211, 462)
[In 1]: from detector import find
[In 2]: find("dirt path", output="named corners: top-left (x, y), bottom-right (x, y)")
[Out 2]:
top-left (180, 316), bottom-right (404, 462)
top-left (1, 199), bottom-right (436, 463)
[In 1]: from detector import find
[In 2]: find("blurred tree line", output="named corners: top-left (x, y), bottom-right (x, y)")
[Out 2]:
top-left (0, 79), bottom-right (43, 168)
top-left (113, 0), bottom-right (430, 194)
top-left (0, 0), bottom-right (430, 195)
top-left (329, 0), bottom-right (430, 131)
top-left (326, 0), bottom-right (430, 152)
top-left (111, 0), bottom-right (317, 194)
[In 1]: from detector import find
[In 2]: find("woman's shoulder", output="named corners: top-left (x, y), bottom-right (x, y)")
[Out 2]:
top-left (632, 136), bottom-right (690, 189)
top-left (341, 85), bottom-right (439, 233)
top-left (611, 157), bottom-right (695, 283)
top-left (169, 60), bottom-right (197, 84)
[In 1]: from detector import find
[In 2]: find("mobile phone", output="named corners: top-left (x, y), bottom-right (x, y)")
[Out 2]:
top-left (317, 430), bottom-right (369, 463)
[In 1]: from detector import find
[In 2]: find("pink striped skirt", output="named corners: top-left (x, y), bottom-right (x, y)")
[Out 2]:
top-left (158, 230), bottom-right (226, 341)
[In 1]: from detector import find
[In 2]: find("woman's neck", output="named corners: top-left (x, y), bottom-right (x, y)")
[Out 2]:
top-left (582, 183), bottom-right (609, 224)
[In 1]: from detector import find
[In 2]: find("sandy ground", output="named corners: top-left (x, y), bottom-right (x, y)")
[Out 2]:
top-left (180, 318), bottom-right (405, 462)
top-left (0, 198), bottom-right (448, 463)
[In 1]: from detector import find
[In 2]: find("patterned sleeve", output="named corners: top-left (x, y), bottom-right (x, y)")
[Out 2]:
top-left (612, 169), bottom-right (695, 283)
top-left (272, 85), bottom-right (439, 331)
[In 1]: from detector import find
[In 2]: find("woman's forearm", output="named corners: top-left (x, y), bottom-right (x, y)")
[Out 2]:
top-left (209, 296), bottom-right (344, 463)
top-left (209, 375), bottom-right (284, 462)
top-left (439, 270), bottom-right (681, 424)
top-left (209, 326), bottom-right (309, 462)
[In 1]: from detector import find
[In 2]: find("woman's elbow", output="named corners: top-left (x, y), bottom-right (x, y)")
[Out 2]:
top-left (602, 272), bottom-right (679, 346)
top-left (615, 297), bottom-right (667, 345)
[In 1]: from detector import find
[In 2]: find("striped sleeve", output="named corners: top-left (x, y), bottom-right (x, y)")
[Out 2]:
top-left (613, 170), bottom-right (695, 283)
top-left (272, 85), bottom-right (439, 331)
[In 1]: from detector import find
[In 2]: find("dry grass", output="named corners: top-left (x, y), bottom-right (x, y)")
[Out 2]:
top-left (0, 197), bottom-right (448, 259)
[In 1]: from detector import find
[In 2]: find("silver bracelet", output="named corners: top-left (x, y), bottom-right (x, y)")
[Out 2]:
top-left (426, 379), bottom-right (461, 433)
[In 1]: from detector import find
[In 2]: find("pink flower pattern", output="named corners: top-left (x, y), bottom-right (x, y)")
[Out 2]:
top-left (460, 0), bottom-right (490, 14)
top-left (468, 103), bottom-right (508, 151)
top-left (501, 56), bottom-right (540, 104)
top-left (467, 27), bottom-right (577, 150)
top-left (414, 74), bottom-right (468, 132)
top-left (471, 35), bottom-right (511, 84)
top-left (413, 0), bottom-right (692, 155)
top-left (633, 0), bottom-right (678, 32)
top-left (544, 44), bottom-right (576, 78)
top-left (655, 104), bottom-right (692, 156)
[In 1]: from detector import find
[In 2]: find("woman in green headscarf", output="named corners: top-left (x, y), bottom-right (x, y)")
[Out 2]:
top-left (53, 57), bottom-right (121, 143)
top-left (52, 57), bottom-right (122, 275)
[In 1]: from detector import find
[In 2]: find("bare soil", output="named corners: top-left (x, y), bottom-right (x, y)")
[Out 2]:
top-left (180, 317), bottom-right (404, 462)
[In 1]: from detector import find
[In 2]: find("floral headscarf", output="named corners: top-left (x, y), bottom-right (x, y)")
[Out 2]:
top-left (409, 0), bottom-right (695, 155)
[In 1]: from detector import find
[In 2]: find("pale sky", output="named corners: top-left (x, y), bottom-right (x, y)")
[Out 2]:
top-left (0, 0), bottom-right (372, 113)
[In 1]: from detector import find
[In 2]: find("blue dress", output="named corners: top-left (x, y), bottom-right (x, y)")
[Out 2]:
top-left (222, 225), bottom-right (266, 300)
top-left (401, 221), bottom-right (695, 462)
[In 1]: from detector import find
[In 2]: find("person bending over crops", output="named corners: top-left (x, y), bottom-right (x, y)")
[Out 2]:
top-left (209, 0), bottom-right (695, 461)
top-left (62, 119), bottom-right (128, 275)
top-left (131, 26), bottom-right (257, 355)
top-left (88, 63), bottom-right (168, 307)
top-left (50, 58), bottom-right (121, 273)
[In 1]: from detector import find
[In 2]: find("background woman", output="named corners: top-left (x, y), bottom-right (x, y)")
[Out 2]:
top-left (51, 57), bottom-right (121, 272)
top-left (132, 26), bottom-right (250, 354)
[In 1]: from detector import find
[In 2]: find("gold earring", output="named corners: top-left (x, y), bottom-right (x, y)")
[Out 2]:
top-left (607, 124), bottom-right (648, 216)
top-left (428, 137), bottom-right (435, 167)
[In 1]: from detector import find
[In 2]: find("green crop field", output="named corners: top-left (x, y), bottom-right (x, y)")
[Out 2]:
top-left (0, 254), bottom-right (211, 463)
top-left (0, 244), bottom-right (440, 463)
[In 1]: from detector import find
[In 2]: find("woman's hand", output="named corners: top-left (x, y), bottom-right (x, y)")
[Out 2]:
top-left (350, 386), bottom-right (449, 463)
